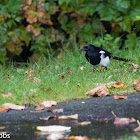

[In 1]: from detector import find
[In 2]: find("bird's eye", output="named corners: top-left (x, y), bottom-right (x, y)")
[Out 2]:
top-left (84, 46), bottom-right (88, 50)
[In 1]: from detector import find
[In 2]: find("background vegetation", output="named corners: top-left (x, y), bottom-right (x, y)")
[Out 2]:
top-left (0, 0), bottom-right (140, 105)
top-left (0, 0), bottom-right (140, 63)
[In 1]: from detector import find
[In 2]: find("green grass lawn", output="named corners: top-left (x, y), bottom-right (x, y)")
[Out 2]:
top-left (0, 45), bottom-right (139, 106)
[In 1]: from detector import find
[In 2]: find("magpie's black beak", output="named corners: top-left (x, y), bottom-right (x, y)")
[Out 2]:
top-left (79, 47), bottom-right (85, 51)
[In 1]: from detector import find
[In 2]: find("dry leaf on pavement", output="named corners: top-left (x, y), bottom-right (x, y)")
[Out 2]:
top-left (2, 103), bottom-right (25, 110)
top-left (0, 126), bottom-right (6, 130)
top-left (0, 106), bottom-right (10, 112)
top-left (40, 114), bottom-right (78, 120)
top-left (114, 117), bottom-right (136, 125)
top-left (133, 80), bottom-right (140, 91)
top-left (112, 111), bottom-right (136, 125)
top-left (47, 108), bottom-right (63, 113)
top-left (57, 114), bottom-right (78, 120)
top-left (36, 125), bottom-right (71, 132)
top-left (95, 117), bottom-right (108, 122)
top-left (86, 85), bottom-right (109, 96)
top-left (30, 108), bottom-right (63, 113)
top-left (35, 104), bottom-right (45, 110)
top-left (78, 121), bottom-right (91, 126)
top-left (47, 132), bottom-right (66, 140)
top-left (41, 101), bottom-right (57, 107)
top-left (114, 95), bottom-right (127, 100)
top-left (40, 116), bottom-right (56, 120)
top-left (69, 135), bottom-right (89, 140)
top-left (29, 110), bottom-right (45, 113)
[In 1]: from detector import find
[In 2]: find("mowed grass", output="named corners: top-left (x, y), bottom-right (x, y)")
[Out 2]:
top-left (0, 45), bottom-right (139, 105)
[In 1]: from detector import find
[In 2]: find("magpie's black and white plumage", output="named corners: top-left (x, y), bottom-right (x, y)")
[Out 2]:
top-left (80, 44), bottom-right (130, 70)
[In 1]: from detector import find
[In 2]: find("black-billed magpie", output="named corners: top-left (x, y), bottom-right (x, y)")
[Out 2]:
top-left (80, 44), bottom-right (130, 70)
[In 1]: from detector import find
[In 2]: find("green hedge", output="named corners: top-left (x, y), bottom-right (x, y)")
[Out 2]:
top-left (0, 0), bottom-right (140, 62)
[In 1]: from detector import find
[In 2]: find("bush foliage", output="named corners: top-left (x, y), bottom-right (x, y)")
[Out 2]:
top-left (0, 0), bottom-right (140, 62)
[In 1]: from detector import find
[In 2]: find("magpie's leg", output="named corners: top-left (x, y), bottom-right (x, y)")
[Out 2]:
top-left (93, 68), bottom-right (96, 72)
top-left (92, 65), bottom-right (97, 72)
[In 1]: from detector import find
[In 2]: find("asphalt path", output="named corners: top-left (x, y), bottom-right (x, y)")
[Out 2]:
top-left (0, 92), bottom-right (140, 124)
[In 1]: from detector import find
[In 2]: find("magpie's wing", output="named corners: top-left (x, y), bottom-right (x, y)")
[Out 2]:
top-left (85, 47), bottom-right (101, 65)
top-left (98, 47), bottom-right (111, 58)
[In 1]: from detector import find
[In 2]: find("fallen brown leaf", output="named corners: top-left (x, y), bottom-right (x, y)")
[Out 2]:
top-left (30, 89), bottom-right (37, 93)
top-left (25, 69), bottom-right (35, 77)
top-left (40, 114), bottom-right (78, 120)
top-left (0, 106), bottom-right (9, 112)
top-left (108, 81), bottom-right (124, 88)
top-left (129, 62), bottom-right (139, 67)
top-left (78, 121), bottom-right (91, 126)
top-left (29, 110), bottom-right (45, 113)
top-left (114, 95), bottom-right (127, 100)
top-left (95, 117), bottom-right (108, 122)
top-left (86, 85), bottom-right (109, 97)
top-left (41, 101), bottom-right (57, 107)
top-left (114, 117), bottom-right (136, 125)
top-left (76, 84), bottom-right (80, 88)
top-left (47, 132), bottom-right (66, 140)
top-left (37, 125), bottom-right (71, 132)
top-left (0, 126), bottom-right (6, 130)
top-left (40, 65), bottom-right (44, 69)
top-left (80, 66), bottom-right (85, 70)
top-left (40, 115), bottom-right (56, 120)
top-left (69, 135), bottom-right (89, 140)
top-left (35, 104), bottom-right (45, 110)
top-left (7, 75), bottom-right (14, 80)
top-left (61, 75), bottom-right (65, 79)
top-left (26, 77), bottom-right (41, 83)
top-left (58, 114), bottom-right (78, 120)
top-left (133, 80), bottom-right (140, 91)
top-left (0, 92), bottom-right (13, 98)
top-left (113, 81), bottom-right (124, 88)
top-left (134, 120), bottom-right (140, 132)
top-left (67, 67), bottom-right (70, 73)
top-left (2, 103), bottom-right (25, 110)
top-left (112, 111), bottom-right (136, 125)
top-left (47, 108), bottom-right (63, 113)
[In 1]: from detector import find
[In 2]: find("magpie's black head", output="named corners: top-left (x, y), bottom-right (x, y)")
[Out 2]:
top-left (80, 44), bottom-right (95, 51)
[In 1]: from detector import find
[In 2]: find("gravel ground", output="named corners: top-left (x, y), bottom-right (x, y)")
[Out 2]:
top-left (0, 92), bottom-right (140, 124)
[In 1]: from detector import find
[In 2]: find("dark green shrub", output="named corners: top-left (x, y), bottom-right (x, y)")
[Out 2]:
top-left (0, 0), bottom-right (140, 62)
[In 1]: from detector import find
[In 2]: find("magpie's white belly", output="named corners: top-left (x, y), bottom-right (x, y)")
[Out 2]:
top-left (99, 54), bottom-right (110, 67)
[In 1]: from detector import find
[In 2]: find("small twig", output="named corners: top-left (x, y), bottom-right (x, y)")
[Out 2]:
top-left (111, 111), bottom-right (117, 117)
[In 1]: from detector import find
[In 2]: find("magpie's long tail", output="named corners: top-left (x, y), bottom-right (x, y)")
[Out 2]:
top-left (112, 56), bottom-right (131, 62)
